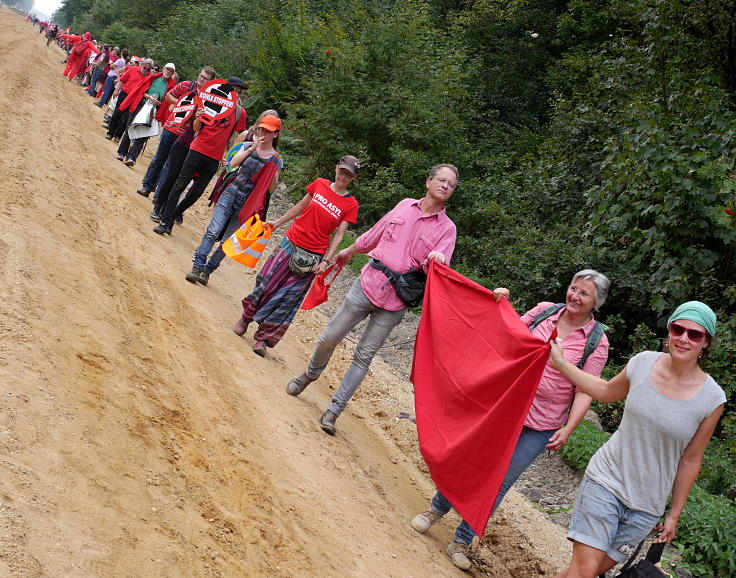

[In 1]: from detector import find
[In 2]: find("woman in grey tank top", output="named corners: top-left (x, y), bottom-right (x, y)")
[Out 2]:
top-left (549, 301), bottom-right (725, 578)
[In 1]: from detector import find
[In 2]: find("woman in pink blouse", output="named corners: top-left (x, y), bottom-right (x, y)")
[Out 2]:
top-left (411, 269), bottom-right (611, 571)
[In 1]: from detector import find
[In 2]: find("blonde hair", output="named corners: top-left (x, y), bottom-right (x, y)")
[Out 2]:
top-left (250, 109), bottom-right (280, 149)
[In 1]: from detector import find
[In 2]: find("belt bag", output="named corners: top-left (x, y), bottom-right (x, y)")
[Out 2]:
top-left (369, 259), bottom-right (427, 306)
top-left (288, 242), bottom-right (323, 276)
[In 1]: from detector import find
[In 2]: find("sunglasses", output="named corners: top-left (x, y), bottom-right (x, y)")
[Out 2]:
top-left (669, 323), bottom-right (706, 343)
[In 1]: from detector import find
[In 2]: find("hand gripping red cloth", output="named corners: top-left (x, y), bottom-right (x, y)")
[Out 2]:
top-left (411, 262), bottom-right (552, 538)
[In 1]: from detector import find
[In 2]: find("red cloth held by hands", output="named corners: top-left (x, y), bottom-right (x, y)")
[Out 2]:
top-left (411, 262), bottom-right (550, 538)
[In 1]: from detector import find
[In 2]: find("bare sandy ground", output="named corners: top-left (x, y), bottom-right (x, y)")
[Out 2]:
top-left (0, 9), bottom-right (573, 577)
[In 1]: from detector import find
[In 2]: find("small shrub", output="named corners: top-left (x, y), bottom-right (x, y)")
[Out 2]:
top-left (674, 485), bottom-right (736, 577)
top-left (561, 420), bottom-right (610, 470)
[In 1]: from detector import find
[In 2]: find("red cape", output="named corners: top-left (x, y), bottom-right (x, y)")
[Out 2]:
top-left (120, 72), bottom-right (176, 115)
top-left (237, 161), bottom-right (278, 224)
top-left (411, 262), bottom-right (550, 538)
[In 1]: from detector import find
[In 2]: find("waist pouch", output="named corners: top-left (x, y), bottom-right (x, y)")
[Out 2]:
top-left (369, 259), bottom-right (427, 306)
top-left (288, 241), bottom-right (323, 277)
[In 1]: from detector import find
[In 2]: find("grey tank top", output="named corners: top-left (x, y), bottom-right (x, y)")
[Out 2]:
top-left (585, 351), bottom-right (725, 516)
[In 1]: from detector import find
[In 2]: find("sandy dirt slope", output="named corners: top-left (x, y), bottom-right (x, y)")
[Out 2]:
top-left (0, 10), bottom-right (572, 577)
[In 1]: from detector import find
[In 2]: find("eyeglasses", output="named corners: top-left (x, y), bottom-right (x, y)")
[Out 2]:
top-left (568, 285), bottom-right (592, 300)
top-left (669, 323), bottom-right (706, 343)
top-left (433, 177), bottom-right (457, 190)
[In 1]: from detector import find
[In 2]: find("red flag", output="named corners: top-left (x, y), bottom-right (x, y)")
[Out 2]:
top-left (411, 262), bottom-right (550, 538)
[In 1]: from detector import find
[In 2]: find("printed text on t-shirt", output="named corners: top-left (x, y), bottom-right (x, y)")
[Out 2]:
top-left (314, 193), bottom-right (342, 219)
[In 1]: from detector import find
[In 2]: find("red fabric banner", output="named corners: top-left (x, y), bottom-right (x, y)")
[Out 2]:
top-left (411, 262), bottom-right (551, 538)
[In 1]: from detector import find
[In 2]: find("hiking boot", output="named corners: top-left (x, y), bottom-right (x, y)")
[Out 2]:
top-left (286, 373), bottom-right (314, 397)
top-left (185, 267), bottom-right (202, 284)
top-left (446, 542), bottom-right (471, 571)
top-left (175, 214), bottom-right (183, 225)
top-left (153, 222), bottom-right (172, 236)
top-left (232, 318), bottom-right (249, 336)
top-left (319, 409), bottom-right (338, 435)
top-left (252, 340), bottom-right (267, 357)
top-left (137, 188), bottom-right (150, 198)
top-left (411, 509), bottom-right (444, 534)
top-left (197, 270), bottom-right (209, 286)
top-left (149, 209), bottom-right (162, 222)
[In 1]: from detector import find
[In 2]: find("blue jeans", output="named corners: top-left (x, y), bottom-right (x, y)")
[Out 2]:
top-left (431, 425), bottom-right (557, 544)
top-left (306, 279), bottom-right (406, 416)
top-left (192, 186), bottom-right (244, 271)
top-left (97, 75), bottom-right (115, 106)
top-left (142, 129), bottom-right (177, 193)
top-left (87, 67), bottom-right (102, 96)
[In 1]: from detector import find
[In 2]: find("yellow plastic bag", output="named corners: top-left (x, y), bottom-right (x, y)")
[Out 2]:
top-left (222, 215), bottom-right (273, 268)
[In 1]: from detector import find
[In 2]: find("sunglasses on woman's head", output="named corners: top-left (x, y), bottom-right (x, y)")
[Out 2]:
top-left (669, 323), bottom-right (706, 343)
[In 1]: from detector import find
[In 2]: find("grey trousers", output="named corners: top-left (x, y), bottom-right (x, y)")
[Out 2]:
top-left (306, 279), bottom-right (406, 416)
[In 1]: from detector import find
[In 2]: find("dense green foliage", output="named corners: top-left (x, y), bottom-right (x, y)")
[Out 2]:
top-left (670, 486), bottom-right (736, 576)
top-left (52, 0), bottom-right (736, 571)
top-left (560, 420), bottom-right (611, 470)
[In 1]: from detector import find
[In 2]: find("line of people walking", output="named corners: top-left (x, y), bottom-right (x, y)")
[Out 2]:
top-left (41, 19), bottom-right (727, 576)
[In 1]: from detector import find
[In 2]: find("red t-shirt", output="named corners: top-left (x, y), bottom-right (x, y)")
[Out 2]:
top-left (286, 178), bottom-right (359, 253)
top-left (189, 106), bottom-right (246, 161)
top-left (163, 81), bottom-right (197, 136)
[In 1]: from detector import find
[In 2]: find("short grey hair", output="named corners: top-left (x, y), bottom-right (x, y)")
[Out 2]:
top-left (571, 269), bottom-right (610, 309)
top-left (429, 164), bottom-right (459, 181)
top-left (140, 57), bottom-right (154, 67)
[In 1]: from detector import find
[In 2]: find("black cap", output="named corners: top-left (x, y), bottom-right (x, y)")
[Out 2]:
top-left (227, 77), bottom-right (247, 89)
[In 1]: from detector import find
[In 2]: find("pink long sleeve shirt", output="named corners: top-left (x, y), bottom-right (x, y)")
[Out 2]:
top-left (520, 302), bottom-right (609, 431)
top-left (355, 198), bottom-right (457, 311)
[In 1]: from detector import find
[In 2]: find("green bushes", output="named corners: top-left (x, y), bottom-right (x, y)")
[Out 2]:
top-left (561, 420), bottom-right (610, 471)
top-left (675, 485), bottom-right (736, 577)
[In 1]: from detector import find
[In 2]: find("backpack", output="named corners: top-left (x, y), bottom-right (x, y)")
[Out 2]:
top-left (72, 40), bottom-right (86, 56)
top-left (529, 303), bottom-right (606, 369)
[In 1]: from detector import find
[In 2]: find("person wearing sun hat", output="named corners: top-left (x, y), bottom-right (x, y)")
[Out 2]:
top-left (549, 300), bottom-right (725, 578)
top-left (186, 110), bottom-right (283, 286)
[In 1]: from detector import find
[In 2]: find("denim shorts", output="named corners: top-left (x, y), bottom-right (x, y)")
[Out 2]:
top-left (567, 476), bottom-right (660, 563)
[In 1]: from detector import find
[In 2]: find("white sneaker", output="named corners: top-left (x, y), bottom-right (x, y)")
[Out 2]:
top-left (446, 541), bottom-right (471, 570)
top-left (411, 509), bottom-right (443, 534)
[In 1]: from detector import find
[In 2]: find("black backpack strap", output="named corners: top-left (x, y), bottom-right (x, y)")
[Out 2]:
top-left (529, 303), bottom-right (565, 331)
top-left (576, 321), bottom-right (606, 369)
top-left (644, 541), bottom-right (666, 564)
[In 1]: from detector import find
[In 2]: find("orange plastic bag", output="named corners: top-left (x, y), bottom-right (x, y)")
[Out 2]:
top-left (301, 262), bottom-right (343, 310)
top-left (222, 215), bottom-right (272, 268)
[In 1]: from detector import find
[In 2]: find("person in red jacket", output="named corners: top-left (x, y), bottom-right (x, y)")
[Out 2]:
top-left (105, 58), bottom-right (152, 142)
top-left (115, 62), bottom-right (177, 166)
top-left (62, 32), bottom-right (92, 80)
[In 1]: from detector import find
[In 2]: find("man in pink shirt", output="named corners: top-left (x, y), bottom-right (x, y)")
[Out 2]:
top-left (286, 164), bottom-right (459, 435)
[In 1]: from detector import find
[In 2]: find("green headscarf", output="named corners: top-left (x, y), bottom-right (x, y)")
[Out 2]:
top-left (667, 301), bottom-right (717, 336)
